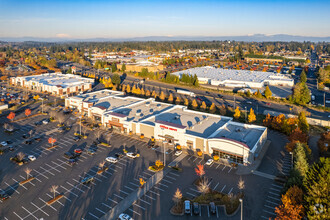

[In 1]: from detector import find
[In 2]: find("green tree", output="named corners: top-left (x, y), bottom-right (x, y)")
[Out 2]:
top-left (264, 86), bottom-right (272, 99)
top-left (256, 89), bottom-right (263, 99)
top-left (121, 63), bottom-right (126, 72)
top-left (298, 111), bottom-right (309, 133)
top-left (304, 157), bottom-right (330, 219)
top-left (193, 74), bottom-right (199, 86)
top-left (294, 143), bottom-right (309, 179)
top-left (111, 74), bottom-right (121, 85)
top-left (111, 63), bottom-right (117, 72)
top-left (292, 82), bottom-right (311, 105)
top-left (300, 70), bottom-right (307, 84)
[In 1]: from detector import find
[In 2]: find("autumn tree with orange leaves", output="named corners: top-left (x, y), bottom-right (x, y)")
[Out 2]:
top-left (48, 137), bottom-right (56, 147)
top-left (7, 112), bottom-right (15, 122)
top-left (25, 109), bottom-right (31, 118)
top-left (275, 185), bottom-right (304, 220)
top-left (195, 164), bottom-right (205, 180)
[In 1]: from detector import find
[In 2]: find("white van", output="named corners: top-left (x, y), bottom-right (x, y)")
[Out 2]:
top-left (106, 157), bottom-right (118, 163)
top-left (184, 200), bottom-right (191, 214)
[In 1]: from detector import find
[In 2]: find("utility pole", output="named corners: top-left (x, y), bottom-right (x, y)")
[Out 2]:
top-left (244, 107), bottom-right (247, 122)
top-left (234, 95), bottom-right (236, 110)
top-left (324, 93), bottom-right (326, 108)
top-left (163, 140), bottom-right (167, 166)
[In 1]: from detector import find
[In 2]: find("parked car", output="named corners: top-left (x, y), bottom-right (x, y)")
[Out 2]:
top-left (22, 134), bottom-right (29, 139)
top-left (126, 152), bottom-right (139, 158)
top-left (0, 192), bottom-right (9, 201)
top-left (64, 152), bottom-right (78, 159)
top-left (209, 202), bottom-right (216, 214)
top-left (106, 157), bottom-right (118, 163)
top-left (81, 176), bottom-right (94, 184)
top-left (42, 119), bottom-right (50, 124)
top-left (67, 158), bottom-right (78, 165)
top-left (24, 139), bottom-right (33, 145)
top-left (205, 159), bottom-right (214, 166)
top-left (87, 148), bottom-right (97, 155)
top-left (28, 155), bottom-right (36, 161)
top-left (193, 202), bottom-right (200, 215)
top-left (58, 127), bottom-right (66, 132)
top-left (9, 146), bottom-right (14, 151)
top-left (175, 150), bottom-right (183, 156)
top-left (184, 200), bottom-right (191, 214)
top-left (0, 141), bottom-right (11, 146)
top-left (118, 213), bottom-right (133, 220)
top-left (73, 136), bottom-right (81, 142)
top-left (74, 148), bottom-right (82, 154)
top-left (34, 136), bottom-right (42, 142)
top-left (34, 121), bottom-right (43, 126)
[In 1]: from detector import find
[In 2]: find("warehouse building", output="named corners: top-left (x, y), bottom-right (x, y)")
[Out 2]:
top-left (10, 72), bottom-right (94, 96)
top-left (65, 90), bottom-right (268, 165)
top-left (172, 66), bottom-right (294, 88)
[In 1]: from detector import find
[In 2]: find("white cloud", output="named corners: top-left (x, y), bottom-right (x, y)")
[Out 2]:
top-left (56, 33), bottom-right (70, 38)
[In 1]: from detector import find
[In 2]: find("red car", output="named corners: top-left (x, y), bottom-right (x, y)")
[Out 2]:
top-left (74, 148), bottom-right (82, 154)
top-left (266, 102), bottom-right (271, 106)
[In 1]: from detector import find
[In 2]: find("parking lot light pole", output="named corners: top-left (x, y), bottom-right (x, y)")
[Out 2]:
top-left (163, 140), bottom-right (167, 166)
top-left (289, 152), bottom-right (293, 169)
top-left (239, 198), bottom-right (243, 220)
top-left (80, 115), bottom-right (82, 135)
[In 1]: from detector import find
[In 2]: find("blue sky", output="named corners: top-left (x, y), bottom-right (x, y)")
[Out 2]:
top-left (0, 0), bottom-right (329, 38)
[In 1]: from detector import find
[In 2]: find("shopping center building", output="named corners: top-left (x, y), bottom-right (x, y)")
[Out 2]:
top-left (65, 90), bottom-right (267, 165)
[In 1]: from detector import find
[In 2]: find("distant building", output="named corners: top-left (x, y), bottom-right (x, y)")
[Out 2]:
top-left (117, 60), bottom-right (164, 72)
top-left (172, 66), bottom-right (294, 88)
top-left (10, 72), bottom-right (94, 96)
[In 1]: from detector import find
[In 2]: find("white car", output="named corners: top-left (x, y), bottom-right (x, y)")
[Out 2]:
top-left (0, 141), bottom-right (8, 146)
top-left (205, 159), bottom-right (214, 166)
top-left (126, 152), bottom-right (139, 159)
top-left (174, 150), bottom-right (182, 156)
top-left (118, 213), bottom-right (133, 220)
top-left (28, 155), bottom-right (36, 161)
top-left (106, 157), bottom-right (118, 163)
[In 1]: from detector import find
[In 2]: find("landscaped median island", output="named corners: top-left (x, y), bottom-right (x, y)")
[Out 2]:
top-left (19, 177), bottom-right (35, 185)
top-left (148, 160), bottom-right (165, 172)
top-left (46, 195), bottom-right (64, 206)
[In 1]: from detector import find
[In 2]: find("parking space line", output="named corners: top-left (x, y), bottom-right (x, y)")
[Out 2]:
top-left (213, 182), bottom-right (219, 190)
top-left (266, 200), bottom-right (278, 206)
top-left (144, 194), bottom-right (156, 201)
top-left (189, 188), bottom-right (200, 193)
top-left (222, 166), bottom-right (226, 171)
top-left (129, 208), bottom-right (141, 216)
top-left (5, 182), bottom-right (20, 194)
top-left (153, 186), bottom-right (165, 191)
top-left (57, 158), bottom-right (67, 164)
top-left (88, 212), bottom-right (99, 219)
top-left (228, 187), bottom-right (233, 195)
top-left (264, 205), bottom-right (275, 209)
top-left (108, 198), bottom-right (118, 204)
top-left (52, 161), bottom-right (67, 170)
top-left (166, 175), bottom-right (176, 181)
top-left (133, 203), bottom-right (146, 210)
top-left (269, 191), bottom-right (280, 196)
top-left (129, 182), bottom-right (140, 187)
top-left (228, 167), bottom-right (232, 173)
top-left (114, 193), bottom-right (124, 199)
top-left (13, 212), bottom-right (23, 220)
top-left (139, 198), bottom-right (151, 205)
top-left (102, 203), bottom-right (112, 209)
top-left (44, 164), bottom-right (61, 173)
top-left (30, 202), bottom-right (49, 216)
top-left (221, 185), bottom-right (226, 192)
top-left (270, 187), bottom-right (281, 192)
top-left (119, 189), bottom-right (129, 195)
top-left (72, 179), bottom-right (91, 189)
top-left (33, 169), bottom-right (49, 179)
top-left (148, 190), bottom-right (160, 196)
top-left (124, 186), bottom-right (135, 191)
top-left (271, 184), bottom-right (283, 189)
top-left (66, 182), bottom-right (85, 193)
top-left (108, 167), bottom-right (118, 172)
top-left (116, 161), bottom-right (126, 166)
top-left (61, 185), bottom-right (78, 197)
top-left (193, 157), bottom-right (198, 162)
top-left (161, 179), bottom-right (173, 184)
top-left (39, 167), bottom-right (55, 176)
top-left (13, 178), bottom-right (27, 190)
top-left (267, 195), bottom-right (281, 201)
top-left (187, 155), bottom-right (194, 161)
top-left (39, 197), bottom-right (57, 211)
top-left (95, 208), bottom-right (106, 215)
top-left (261, 216), bottom-right (270, 219)
top-left (168, 172), bottom-right (179, 177)
top-left (187, 191), bottom-right (196, 197)
top-left (263, 209), bottom-right (276, 215)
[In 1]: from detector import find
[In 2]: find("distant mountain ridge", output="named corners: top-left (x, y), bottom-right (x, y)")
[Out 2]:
top-left (1, 34), bottom-right (329, 42)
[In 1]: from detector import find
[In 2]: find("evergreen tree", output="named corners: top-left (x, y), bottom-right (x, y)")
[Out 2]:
top-left (192, 99), bottom-right (198, 109)
top-left (209, 103), bottom-right (216, 113)
top-left (145, 90), bottom-right (151, 97)
top-left (175, 96), bottom-right (181, 104)
top-left (200, 101), bottom-right (207, 110)
top-left (184, 98), bottom-right (189, 106)
top-left (234, 107), bottom-right (241, 119)
top-left (248, 108), bottom-right (256, 123)
top-left (298, 111), bottom-right (309, 133)
top-left (168, 93), bottom-right (174, 103)
top-left (300, 70), bottom-right (307, 83)
top-left (111, 73), bottom-right (121, 85)
top-left (111, 63), bottom-right (117, 72)
top-left (294, 143), bottom-right (309, 179)
top-left (256, 89), bottom-right (263, 98)
top-left (121, 63), bottom-right (126, 72)
top-left (193, 74), bottom-right (199, 86)
top-left (126, 84), bottom-right (131, 93)
top-left (159, 91), bottom-right (166, 101)
top-left (264, 86), bottom-right (272, 99)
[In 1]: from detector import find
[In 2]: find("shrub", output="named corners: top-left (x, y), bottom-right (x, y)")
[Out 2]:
top-left (213, 155), bottom-right (220, 161)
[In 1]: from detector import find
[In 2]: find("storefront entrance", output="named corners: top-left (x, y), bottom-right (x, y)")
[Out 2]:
top-left (212, 149), bottom-right (243, 164)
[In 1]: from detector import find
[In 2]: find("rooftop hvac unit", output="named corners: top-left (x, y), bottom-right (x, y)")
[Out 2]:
top-left (235, 128), bottom-right (241, 132)
top-left (175, 115), bottom-right (180, 120)
top-left (146, 102), bottom-right (150, 106)
top-left (157, 104), bottom-right (161, 109)
top-left (197, 121), bottom-right (201, 125)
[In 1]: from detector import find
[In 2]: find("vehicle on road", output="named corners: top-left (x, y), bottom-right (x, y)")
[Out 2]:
top-left (0, 192), bottom-right (9, 201)
top-left (175, 150), bottom-right (183, 156)
top-left (193, 202), bottom-right (200, 215)
top-left (205, 159), bottom-right (214, 166)
top-left (209, 202), bottom-right (216, 214)
top-left (74, 148), bottom-right (82, 154)
top-left (126, 152), bottom-right (140, 158)
top-left (185, 200), bottom-right (191, 214)
top-left (81, 176), bottom-right (94, 184)
top-left (28, 155), bottom-right (36, 161)
top-left (118, 213), bottom-right (133, 220)
top-left (176, 89), bottom-right (196, 97)
top-left (106, 157), bottom-right (118, 163)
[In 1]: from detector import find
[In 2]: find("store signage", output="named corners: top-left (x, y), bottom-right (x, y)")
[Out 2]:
top-left (160, 125), bottom-right (177, 132)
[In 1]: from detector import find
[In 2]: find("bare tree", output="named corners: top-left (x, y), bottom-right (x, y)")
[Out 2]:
top-left (95, 130), bottom-right (102, 141)
top-left (197, 178), bottom-right (209, 195)
top-left (3, 123), bottom-right (8, 130)
top-left (57, 113), bottom-right (65, 124)
top-left (28, 129), bottom-right (33, 137)
top-left (237, 176), bottom-right (245, 194)
top-left (24, 167), bottom-right (32, 179)
top-left (50, 185), bottom-right (58, 199)
top-left (17, 152), bottom-right (26, 162)
top-left (49, 110), bottom-right (56, 119)
top-left (82, 126), bottom-right (87, 136)
top-left (173, 188), bottom-right (183, 207)
top-left (99, 161), bottom-right (105, 170)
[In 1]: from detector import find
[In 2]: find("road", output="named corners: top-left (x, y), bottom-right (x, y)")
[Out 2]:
top-left (57, 60), bottom-right (329, 120)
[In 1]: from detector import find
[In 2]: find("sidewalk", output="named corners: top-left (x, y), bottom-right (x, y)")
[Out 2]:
top-left (236, 140), bottom-right (271, 176)
top-left (100, 154), bottom-right (187, 220)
